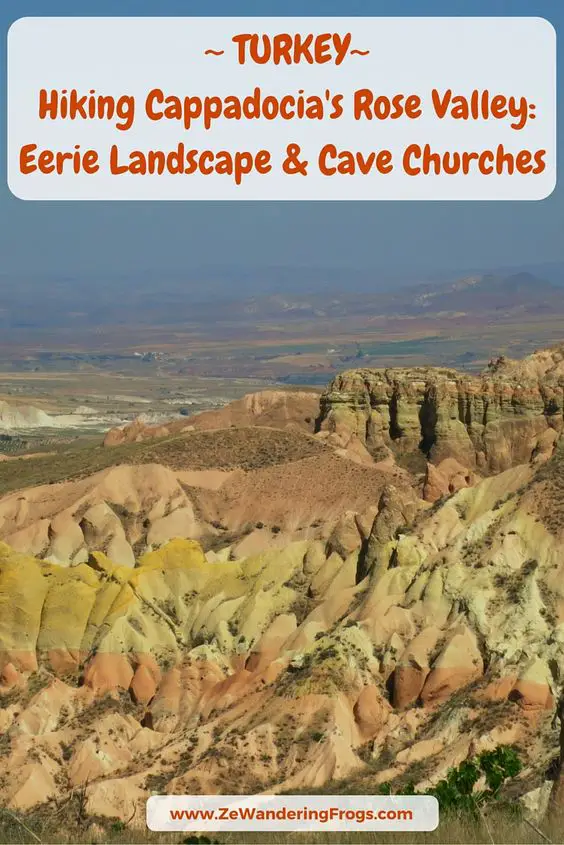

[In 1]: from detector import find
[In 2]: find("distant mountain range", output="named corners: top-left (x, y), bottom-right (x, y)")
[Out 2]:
top-left (0, 264), bottom-right (563, 331)
top-left (184, 271), bottom-right (564, 324)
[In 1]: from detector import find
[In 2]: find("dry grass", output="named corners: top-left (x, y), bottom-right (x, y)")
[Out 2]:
top-left (138, 428), bottom-right (327, 472)
top-left (0, 807), bottom-right (562, 845)
top-left (0, 427), bottom-right (327, 496)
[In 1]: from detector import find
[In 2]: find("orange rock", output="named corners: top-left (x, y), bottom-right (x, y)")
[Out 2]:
top-left (0, 649), bottom-right (38, 674)
top-left (477, 675), bottom-right (517, 702)
top-left (130, 665), bottom-right (157, 705)
top-left (420, 625), bottom-right (483, 705)
top-left (201, 669), bottom-right (254, 718)
top-left (392, 627), bottom-right (442, 709)
top-left (146, 667), bottom-right (182, 732)
top-left (0, 662), bottom-right (22, 688)
top-left (83, 653), bottom-right (134, 696)
top-left (104, 390), bottom-right (320, 447)
top-left (423, 463), bottom-right (450, 503)
top-left (509, 680), bottom-right (553, 711)
top-left (47, 648), bottom-right (82, 676)
top-left (421, 666), bottom-right (482, 706)
top-left (247, 614), bottom-right (296, 673)
top-left (392, 665), bottom-right (429, 710)
top-left (353, 684), bottom-right (391, 738)
top-left (423, 458), bottom-right (476, 503)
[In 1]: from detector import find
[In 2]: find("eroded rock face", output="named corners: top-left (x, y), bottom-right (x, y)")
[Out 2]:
top-left (318, 356), bottom-right (563, 474)
top-left (0, 449), bottom-right (413, 567)
top-left (0, 464), bottom-right (200, 567)
top-left (104, 390), bottom-right (320, 446)
top-left (422, 458), bottom-right (477, 503)
top-left (0, 446), bottom-right (562, 824)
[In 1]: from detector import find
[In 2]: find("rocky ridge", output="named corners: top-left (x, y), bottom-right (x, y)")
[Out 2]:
top-left (317, 344), bottom-right (564, 474)
top-left (0, 433), bottom-right (410, 565)
top-left (104, 389), bottom-right (320, 447)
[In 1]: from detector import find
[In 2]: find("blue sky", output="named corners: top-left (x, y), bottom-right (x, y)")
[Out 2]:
top-left (1, 0), bottom-right (562, 286)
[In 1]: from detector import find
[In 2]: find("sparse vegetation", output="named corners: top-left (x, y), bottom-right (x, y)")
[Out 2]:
top-left (0, 427), bottom-right (327, 496)
top-left (379, 746), bottom-right (523, 817)
top-left (144, 773), bottom-right (169, 793)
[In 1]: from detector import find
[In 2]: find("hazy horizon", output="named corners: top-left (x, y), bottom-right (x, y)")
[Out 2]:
top-left (1, 0), bottom-right (563, 288)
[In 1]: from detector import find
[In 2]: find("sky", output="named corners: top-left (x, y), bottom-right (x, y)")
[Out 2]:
top-left (0, 0), bottom-right (562, 287)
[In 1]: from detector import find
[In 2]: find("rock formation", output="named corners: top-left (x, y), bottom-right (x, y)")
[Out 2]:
top-left (0, 400), bottom-right (56, 431)
top-left (0, 434), bottom-right (412, 565)
top-left (0, 444), bottom-right (562, 824)
top-left (318, 346), bottom-right (564, 474)
top-left (104, 389), bottom-right (320, 446)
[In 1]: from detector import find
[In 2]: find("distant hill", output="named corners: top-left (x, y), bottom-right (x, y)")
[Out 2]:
top-left (392, 272), bottom-right (564, 316)
top-left (211, 271), bottom-right (564, 323)
top-left (1, 267), bottom-right (563, 332)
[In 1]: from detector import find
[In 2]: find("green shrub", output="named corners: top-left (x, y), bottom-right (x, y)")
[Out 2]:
top-left (380, 745), bottom-right (522, 817)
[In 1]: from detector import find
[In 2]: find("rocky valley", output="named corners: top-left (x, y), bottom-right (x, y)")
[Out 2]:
top-left (0, 344), bottom-right (563, 839)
